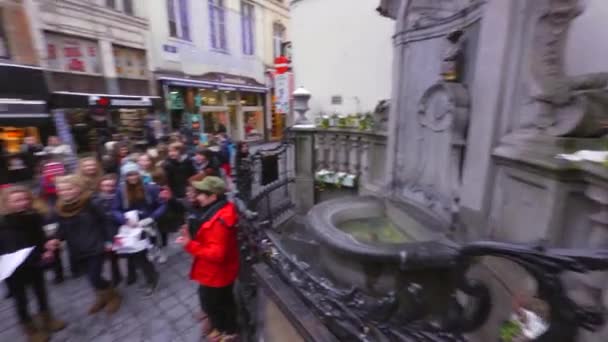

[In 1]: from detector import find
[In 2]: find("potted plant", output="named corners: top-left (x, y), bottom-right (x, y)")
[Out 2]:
top-left (329, 113), bottom-right (339, 127)
top-left (337, 115), bottom-right (348, 128)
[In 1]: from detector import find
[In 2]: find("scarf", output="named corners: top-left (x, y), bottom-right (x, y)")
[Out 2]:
top-left (98, 192), bottom-right (115, 201)
top-left (56, 191), bottom-right (92, 218)
top-left (189, 198), bottom-right (228, 236)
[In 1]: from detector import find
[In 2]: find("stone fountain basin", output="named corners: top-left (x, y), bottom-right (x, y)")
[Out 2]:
top-left (306, 196), bottom-right (459, 300)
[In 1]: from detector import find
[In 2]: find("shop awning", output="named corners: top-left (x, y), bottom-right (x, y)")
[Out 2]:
top-left (0, 63), bottom-right (49, 100)
top-left (0, 99), bottom-right (50, 122)
top-left (158, 76), bottom-right (269, 93)
top-left (50, 92), bottom-right (162, 109)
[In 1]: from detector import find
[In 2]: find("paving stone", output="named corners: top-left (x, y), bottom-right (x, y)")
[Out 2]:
top-left (0, 243), bottom-right (204, 341)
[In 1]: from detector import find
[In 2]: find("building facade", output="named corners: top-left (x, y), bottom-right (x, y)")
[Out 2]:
top-left (290, 0), bottom-right (393, 119)
top-left (24, 0), bottom-right (160, 155)
top-left (148, 0), bottom-right (290, 142)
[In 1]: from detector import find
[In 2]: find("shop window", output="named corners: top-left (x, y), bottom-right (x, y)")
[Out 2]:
top-left (167, 0), bottom-right (191, 40)
top-left (241, 92), bottom-right (259, 106)
top-left (202, 111), bottom-right (228, 134)
top-left (243, 110), bottom-right (263, 140)
top-left (200, 89), bottom-right (222, 106)
top-left (273, 23), bottom-right (286, 58)
top-left (226, 91), bottom-right (238, 102)
top-left (0, 127), bottom-right (40, 154)
top-left (66, 110), bottom-right (94, 154)
top-left (117, 109), bottom-right (147, 145)
top-left (241, 2), bottom-right (255, 55)
top-left (0, 8), bottom-right (10, 59)
top-left (209, 0), bottom-right (228, 51)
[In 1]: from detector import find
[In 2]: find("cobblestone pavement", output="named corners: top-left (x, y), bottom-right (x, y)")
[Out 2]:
top-left (0, 239), bottom-right (205, 342)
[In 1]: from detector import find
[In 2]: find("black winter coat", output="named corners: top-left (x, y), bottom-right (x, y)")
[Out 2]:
top-left (0, 211), bottom-right (47, 268)
top-left (163, 156), bottom-right (196, 198)
top-left (55, 200), bottom-right (113, 260)
top-left (91, 194), bottom-right (119, 237)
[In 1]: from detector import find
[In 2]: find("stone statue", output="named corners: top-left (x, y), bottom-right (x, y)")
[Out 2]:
top-left (373, 99), bottom-right (390, 131)
top-left (377, 0), bottom-right (402, 19)
top-left (529, 0), bottom-right (608, 137)
top-left (441, 30), bottom-right (465, 82)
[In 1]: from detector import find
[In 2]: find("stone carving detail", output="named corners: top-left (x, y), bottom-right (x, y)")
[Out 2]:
top-left (405, 82), bottom-right (469, 220)
top-left (529, 0), bottom-right (608, 137)
top-left (387, 0), bottom-right (483, 29)
top-left (441, 30), bottom-right (465, 82)
top-left (373, 99), bottom-right (390, 131)
top-left (376, 0), bottom-right (402, 19)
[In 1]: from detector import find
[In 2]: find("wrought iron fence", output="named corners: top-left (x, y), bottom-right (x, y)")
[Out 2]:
top-left (233, 134), bottom-right (608, 342)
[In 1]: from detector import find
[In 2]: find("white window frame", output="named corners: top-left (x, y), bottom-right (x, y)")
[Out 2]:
top-left (168, 0), bottom-right (191, 41)
top-left (273, 23), bottom-right (285, 58)
top-left (241, 1), bottom-right (255, 56)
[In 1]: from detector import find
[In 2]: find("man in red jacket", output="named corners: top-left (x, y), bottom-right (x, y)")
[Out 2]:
top-left (176, 176), bottom-right (239, 341)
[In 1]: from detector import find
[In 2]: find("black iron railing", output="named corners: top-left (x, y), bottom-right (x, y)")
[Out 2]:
top-left (233, 137), bottom-right (608, 342)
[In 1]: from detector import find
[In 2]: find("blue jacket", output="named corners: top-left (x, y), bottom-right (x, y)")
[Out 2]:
top-left (111, 182), bottom-right (167, 226)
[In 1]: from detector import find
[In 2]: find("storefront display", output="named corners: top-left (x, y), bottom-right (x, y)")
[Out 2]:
top-left (51, 92), bottom-right (161, 154)
top-left (118, 109), bottom-right (147, 144)
top-left (0, 63), bottom-right (54, 183)
top-left (157, 72), bottom-right (269, 142)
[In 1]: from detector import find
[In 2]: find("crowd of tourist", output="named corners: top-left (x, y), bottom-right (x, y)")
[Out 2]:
top-left (0, 130), bottom-right (252, 342)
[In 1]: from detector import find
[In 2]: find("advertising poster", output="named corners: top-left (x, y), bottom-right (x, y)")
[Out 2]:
top-left (274, 73), bottom-right (290, 114)
top-left (45, 33), bottom-right (101, 74)
top-left (114, 46), bottom-right (147, 79)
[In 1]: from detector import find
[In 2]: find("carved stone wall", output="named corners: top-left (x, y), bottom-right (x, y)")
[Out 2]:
top-left (386, 0), bottom-right (482, 225)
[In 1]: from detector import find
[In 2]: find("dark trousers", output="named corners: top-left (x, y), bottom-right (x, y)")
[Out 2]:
top-left (52, 249), bottom-right (64, 280)
top-left (6, 267), bottom-right (49, 324)
top-left (150, 231), bottom-right (168, 248)
top-left (107, 251), bottom-right (122, 284)
top-left (199, 283), bottom-right (237, 334)
top-left (126, 251), bottom-right (157, 285)
top-left (79, 254), bottom-right (110, 290)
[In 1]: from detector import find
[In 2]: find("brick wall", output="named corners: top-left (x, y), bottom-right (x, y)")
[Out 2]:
top-left (1, 1), bottom-right (39, 65)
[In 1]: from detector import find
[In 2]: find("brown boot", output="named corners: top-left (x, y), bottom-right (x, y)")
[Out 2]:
top-left (88, 289), bottom-right (110, 314)
top-left (22, 321), bottom-right (49, 342)
top-left (39, 312), bottom-right (67, 332)
top-left (105, 288), bottom-right (122, 314)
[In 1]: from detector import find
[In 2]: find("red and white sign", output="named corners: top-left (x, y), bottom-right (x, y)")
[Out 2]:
top-left (45, 33), bottom-right (101, 74)
top-left (274, 55), bottom-right (290, 75)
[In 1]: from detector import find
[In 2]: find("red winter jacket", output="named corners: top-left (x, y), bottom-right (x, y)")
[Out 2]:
top-left (184, 201), bottom-right (239, 288)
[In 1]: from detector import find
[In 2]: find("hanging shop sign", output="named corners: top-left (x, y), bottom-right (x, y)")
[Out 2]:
top-left (157, 73), bottom-right (268, 93)
top-left (88, 96), bottom-right (152, 107)
top-left (114, 45), bottom-right (147, 79)
top-left (45, 33), bottom-right (101, 74)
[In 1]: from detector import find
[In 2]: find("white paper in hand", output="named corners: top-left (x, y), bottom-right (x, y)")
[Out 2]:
top-left (0, 247), bottom-right (35, 281)
top-left (125, 210), bottom-right (139, 224)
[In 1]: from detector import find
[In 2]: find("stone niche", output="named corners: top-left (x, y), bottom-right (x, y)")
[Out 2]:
top-left (386, 0), bottom-right (484, 225)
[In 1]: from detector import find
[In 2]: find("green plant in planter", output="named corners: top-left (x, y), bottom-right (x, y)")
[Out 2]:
top-left (359, 116), bottom-right (369, 131)
top-left (499, 319), bottom-right (522, 342)
top-left (330, 113), bottom-right (339, 127)
top-left (320, 116), bottom-right (330, 129)
top-left (337, 116), bottom-right (348, 128)
top-left (363, 112), bottom-right (375, 131)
